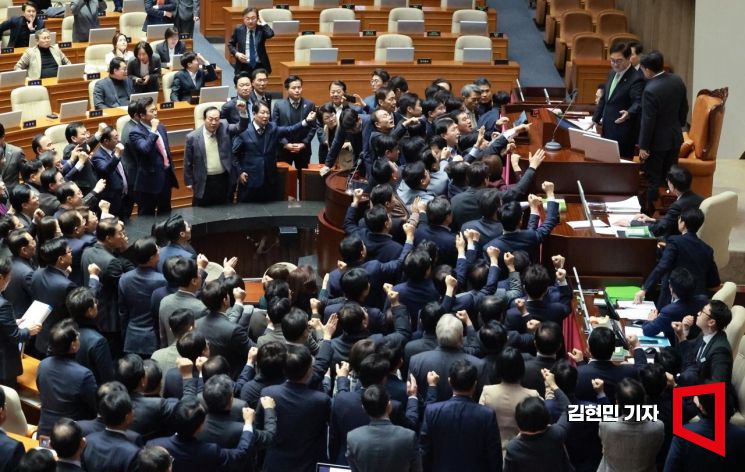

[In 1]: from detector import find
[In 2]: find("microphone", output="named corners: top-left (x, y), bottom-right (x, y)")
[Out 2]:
top-left (543, 88), bottom-right (551, 105)
top-left (346, 157), bottom-right (363, 192)
top-left (516, 79), bottom-right (525, 102)
top-left (544, 89), bottom-right (578, 152)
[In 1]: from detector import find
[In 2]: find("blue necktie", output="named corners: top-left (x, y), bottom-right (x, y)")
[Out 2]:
top-left (249, 30), bottom-right (257, 68)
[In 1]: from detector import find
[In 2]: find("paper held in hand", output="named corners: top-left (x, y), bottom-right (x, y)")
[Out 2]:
top-left (18, 301), bottom-right (52, 330)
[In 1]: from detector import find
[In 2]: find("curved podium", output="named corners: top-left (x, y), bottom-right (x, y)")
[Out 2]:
top-left (318, 171), bottom-right (355, 273)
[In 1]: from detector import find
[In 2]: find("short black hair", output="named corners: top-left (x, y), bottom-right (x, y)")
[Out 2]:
top-left (364, 205), bottom-right (389, 233)
top-left (403, 249), bottom-right (432, 282)
top-left (16, 448), bottom-right (55, 472)
top-left (369, 184), bottom-right (393, 206)
top-left (666, 165), bottom-right (692, 192)
top-left (284, 344), bottom-right (312, 382)
top-left (173, 396), bottom-right (206, 438)
top-left (99, 389), bottom-right (133, 427)
top-left (341, 268), bottom-right (370, 302)
top-left (500, 201), bottom-right (523, 231)
top-left (143, 359), bottom-right (162, 393)
top-left (48, 319), bottom-right (78, 356)
top-left (535, 321), bottom-right (562, 355)
top-left (362, 384), bottom-right (389, 418)
top-left (515, 397), bottom-right (550, 432)
top-left (137, 446), bottom-right (173, 472)
top-left (267, 297), bottom-right (292, 325)
top-left (168, 308), bottom-right (195, 339)
top-left (108, 56), bottom-right (127, 74)
top-left (588, 327), bottom-right (615, 360)
top-left (171, 257), bottom-right (198, 287)
top-left (132, 237), bottom-right (159, 265)
top-left (283, 74), bottom-right (303, 88)
top-left (448, 359), bottom-right (478, 391)
top-left (399, 136), bottom-right (426, 163)
top-left (708, 300), bottom-right (732, 331)
top-left (201, 280), bottom-right (228, 312)
top-left (616, 378), bottom-right (646, 407)
top-left (478, 188), bottom-right (501, 219)
top-left (419, 301), bottom-right (444, 334)
top-left (39, 237), bottom-right (69, 266)
top-left (467, 161), bottom-right (490, 187)
top-left (65, 287), bottom-right (96, 321)
top-left (397, 92), bottom-right (419, 116)
top-left (388, 76), bottom-right (408, 94)
top-left (609, 41), bottom-right (630, 57)
top-left (523, 264), bottom-right (552, 299)
top-left (402, 160), bottom-right (427, 190)
top-left (7, 229), bottom-right (32, 257)
top-left (680, 207), bottom-right (704, 233)
top-left (57, 210), bottom-right (82, 237)
top-left (497, 347), bottom-right (525, 383)
top-left (639, 363), bottom-right (667, 398)
top-left (339, 235), bottom-right (364, 264)
top-left (20, 159), bottom-right (43, 182)
top-left (250, 67), bottom-right (267, 81)
top-left (371, 158), bottom-right (394, 185)
top-left (551, 358), bottom-right (577, 394)
top-left (201, 355), bottom-right (230, 383)
top-left (338, 302), bottom-right (366, 335)
top-left (281, 307), bottom-right (309, 343)
top-left (50, 418), bottom-right (82, 459)
top-left (373, 133), bottom-right (398, 158)
top-left (668, 267), bottom-right (696, 301)
top-left (203, 374), bottom-right (234, 414)
top-left (176, 330), bottom-right (207, 362)
top-left (358, 353), bottom-right (390, 387)
top-left (116, 353), bottom-right (145, 392)
top-left (426, 197), bottom-right (451, 226)
top-left (479, 320), bottom-right (507, 354)
top-left (180, 51), bottom-right (197, 69)
top-left (640, 50), bottom-right (664, 73)
top-left (257, 341), bottom-right (288, 382)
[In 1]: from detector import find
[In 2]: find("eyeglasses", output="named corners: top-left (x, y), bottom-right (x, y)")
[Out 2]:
top-left (609, 58), bottom-right (625, 64)
top-left (699, 309), bottom-right (711, 318)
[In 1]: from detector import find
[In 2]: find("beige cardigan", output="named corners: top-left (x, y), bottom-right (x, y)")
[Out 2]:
top-left (14, 45), bottom-right (71, 80)
top-left (479, 382), bottom-right (541, 453)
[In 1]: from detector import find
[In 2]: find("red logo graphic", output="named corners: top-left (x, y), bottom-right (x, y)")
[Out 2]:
top-left (672, 382), bottom-right (726, 457)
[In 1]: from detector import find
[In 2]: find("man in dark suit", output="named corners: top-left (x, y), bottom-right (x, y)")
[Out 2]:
top-left (147, 395), bottom-right (255, 471)
top-left (0, 2), bottom-right (43, 48)
top-left (227, 7), bottom-right (274, 76)
top-left (37, 319), bottom-right (98, 436)
top-left (636, 208), bottom-right (719, 308)
top-left (344, 188), bottom-right (403, 263)
top-left (638, 50), bottom-right (689, 210)
top-left (68, 287), bottom-right (115, 385)
top-left (0, 388), bottom-right (24, 472)
top-left (91, 127), bottom-right (131, 220)
top-left (78, 382), bottom-right (143, 444)
top-left (221, 73), bottom-right (254, 124)
top-left (4, 229), bottom-right (36, 319)
top-left (232, 101), bottom-right (315, 203)
top-left (195, 281), bottom-right (251, 380)
top-left (420, 360), bottom-right (501, 472)
top-left (170, 52), bottom-right (218, 102)
top-left (414, 196), bottom-right (458, 266)
top-left (82, 389), bottom-right (141, 472)
top-left (81, 218), bottom-right (131, 358)
top-left (184, 103), bottom-right (248, 206)
top-left (0, 123), bottom-right (26, 193)
top-left (347, 384), bottom-right (422, 472)
top-left (272, 75), bottom-right (316, 174)
top-left (504, 265), bottom-right (572, 333)
top-left (521, 321), bottom-right (563, 396)
top-left (51, 418), bottom-right (86, 472)
top-left (119, 105), bottom-right (139, 199)
top-left (93, 58), bottom-right (134, 110)
top-left (673, 300), bottom-right (733, 386)
top-left (258, 345), bottom-right (331, 472)
top-left (127, 96), bottom-right (178, 215)
top-left (592, 42), bottom-right (644, 158)
top-left (143, 0), bottom-right (175, 32)
top-left (630, 164), bottom-right (703, 239)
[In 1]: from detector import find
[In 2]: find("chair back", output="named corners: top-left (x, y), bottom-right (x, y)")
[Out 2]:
top-left (88, 79), bottom-right (99, 110)
top-left (85, 44), bottom-right (113, 73)
top-left (583, 0), bottom-right (615, 19)
top-left (454, 35), bottom-right (491, 61)
top-left (116, 114), bottom-right (131, 137)
top-left (726, 305), bottom-right (745, 361)
top-left (551, 0), bottom-right (581, 18)
top-left (259, 8), bottom-right (292, 27)
top-left (293, 34), bottom-right (333, 62)
top-left (194, 101), bottom-right (226, 129)
top-left (10, 86), bottom-right (51, 121)
top-left (451, 9), bottom-right (488, 33)
top-left (374, 34), bottom-right (413, 61)
top-left (119, 12), bottom-right (147, 42)
top-left (713, 281), bottom-right (738, 309)
top-left (571, 33), bottom-right (605, 60)
top-left (44, 124), bottom-right (69, 157)
top-left (559, 10), bottom-right (593, 42)
top-left (698, 190), bottom-right (738, 268)
top-left (596, 10), bottom-right (628, 37)
top-left (388, 7), bottom-right (424, 33)
top-left (61, 16), bottom-right (75, 43)
top-left (319, 8), bottom-right (356, 33)
top-left (689, 88), bottom-right (729, 161)
top-left (162, 71), bottom-right (177, 102)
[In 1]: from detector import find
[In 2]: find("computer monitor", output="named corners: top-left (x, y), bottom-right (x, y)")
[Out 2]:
top-left (583, 133), bottom-right (621, 163)
top-left (385, 47), bottom-right (414, 62)
top-left (0, 111), bottom-right (22, 130)
top-left (577, 180), bottom-right (596, 234)
top-left (568, 127), bottom-right (592, 151)
top-left (129, 91), bottom-right (159, 105)
top-left (170, 54), bottom-right (184, 70)
top-left (122, 0), bottom-right (145, 12)
top-left (377, 0), bottom-right (407, 7)
top-left (332, 20), bottom-right (361, 35)
top-left (459, 20), bottom-right (488, 36)
top-left (167, 129), bottom-right (190, 148)
top-left (396, 20), bottom-right (425, 34)
top-left (6, 6), bottom-right (21, 17)
top-left (312, 0), bottom-right (341, 7)
top-left (247, 0), bottom-right (273, 8)
top-left (147, 24), bottom-right (175, 41)
top-left (0, 70), bottom-right (27, 89)
top-left (462, 48), bottom-right (491, 63)
top-left (308, 48), bottom-right (338, 64)
top-left (59, 100), bottom-right (89, 121)
top-left (88, 28), bottom-right (116, 45)
top-left (199, 86), bottom-right (229, 104)
top-left (447, 0), bottom-right (474, 8)
top-left (56, 63), bottom-right (86, 82)
top-left (271, 20), bottom-right (299, 35)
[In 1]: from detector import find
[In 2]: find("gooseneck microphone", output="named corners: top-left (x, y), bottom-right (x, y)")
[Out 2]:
top-left (544, 89), bottom-right (578, 152)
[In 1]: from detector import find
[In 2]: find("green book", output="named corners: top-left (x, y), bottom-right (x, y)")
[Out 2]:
top-left (542, 198), bottom-right (567, 212)
top-left (605, 285), bottom-right (642, 302)
top-left (623, 226), bottom-right (651, 238)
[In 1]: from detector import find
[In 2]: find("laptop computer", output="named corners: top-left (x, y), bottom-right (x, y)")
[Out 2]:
top-left (199, 86), bottom-right (229, 104)
top-left (147, 24), bottom-right (174, 41)
top-left (129, 91), bottom-right (159, 105)
top-left (167, 129), bottom-right (191, 148)
top-left (247, 0), bottom-right (273, 8)
top-left (0, 111), bottom-right (22, 130)
top-left (462, 48), bottom-right (491, 63)
top-left (271, 20), bottom-right (299, 35)
top-left (308, 48), bottom-right (338, 64)
top-left (122, 0), bottom-right (145, 12)
top-left (56, 63), bottom-right (86, 82)
top-left (583, 133), bottom-right (621, 163)
top-left (396, 20), bottom-right (425, 34)
top-left (332, 20), bottom-right (361, 35)
top-left (459, 20), bottom-right (488, 35)
top-left (568, 127), bottom-right (592, 151)
top-left (577, 180), bottom-right (596, 234)
top-left (170, 54), bottom-right (184, 69)
top-left (378, 0), bottom-right (407, 7)
top-left (6, 6), bottom-right (21, 17)
top-left (446, 0), bottom-right (474, 8)
top-left (89, 28), bottom-right (116, 45)
top-left (312, 0), bottom-right (341, 7)
top-left (0, 70), bottom-right (27, 89)
top-left (385, 47), bottom-right (414, 62)
top-left (29, 32), bottom-right (56, 48)
top-left (59, 100), bottom-right (88, 121)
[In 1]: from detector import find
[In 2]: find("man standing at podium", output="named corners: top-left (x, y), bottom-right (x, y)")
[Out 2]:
top-left (592, 42), bottom-right (644, 159)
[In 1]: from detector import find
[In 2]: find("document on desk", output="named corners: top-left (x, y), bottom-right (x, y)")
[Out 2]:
top-left (18, 301), bottom-right (52, 330)
top-left (567, 220), bottom-right (609, 229)
top-left (566, 117), bottom-right (596, 132)
top-left (615, 300), bottom-right (656, 321)
top-left (605, 196), bottom-right (642, 213)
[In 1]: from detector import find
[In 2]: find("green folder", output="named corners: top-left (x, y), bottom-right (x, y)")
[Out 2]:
top-left (623, 226), bottom-right (651, 238)
top-left (542, 198), bottom-right (567, 212)
top-left (605, 285), bottom-right (641, 302)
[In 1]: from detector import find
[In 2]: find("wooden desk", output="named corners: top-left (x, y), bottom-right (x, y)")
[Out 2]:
top-left (7, 432), bottom-right (39, 451)
top-left (274, 60), bottom-right (519, 105)
top-left (222, 6), bottom-right (498, 42)
top-left (544, 197), bottom-right (657, 282)
top-left (0, 39), bottom-right (195, 73)
top-left (513, 107), bottom-right (640, 196)
top-left (571, 58), bottom-right (610, 105)
top-left (227, 31), bottom-right (508, 64)
top-left (43, 12), bottom-right (122, 38)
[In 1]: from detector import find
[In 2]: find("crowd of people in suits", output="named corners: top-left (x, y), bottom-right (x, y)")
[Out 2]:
top-left (0, 30), bottom-right (743, 472)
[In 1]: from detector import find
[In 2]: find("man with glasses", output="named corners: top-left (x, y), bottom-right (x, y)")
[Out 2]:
top-left (227, 7), bottom-right (274, 76)
top-left (591, 42), bottom-right (644, 159)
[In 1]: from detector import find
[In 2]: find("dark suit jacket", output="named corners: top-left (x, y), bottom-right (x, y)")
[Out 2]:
top-left (127, 55), bottom-right (162, 93)
top-left (120, 119), bottom-right (138, 195)
top-left (37, 355), bottom-right (98, 436)
top-left (0, 430), bottom-right (24, 472)
top-left (196, 408), bottom-right (277, 454)
top-left (155, 39), bottom-right (186, 65)
top-left (0, 16), bottom-right (44, 48)
top-left (4, 256), bottom-right (35, 319)
top-left (91, 145), bottom-right (126, 205)
top-left (575, 349), bottom-right (647, 404)
top-left (414, 222), bottom-right (457, 266)
top-left (409, 347), bottom-right (485, 402)
top-left (119, 266), bottom-right (167, 355)
top-left (638, 72), bottom-right (688, 153)
top-left (195, 311), bottom-right (250, 379)
top-left (143, 0), bottom-right (175, 31)
top-left (392, 278), bottom-right (440, 329)
top-left (347, 419), bottom-right (422, 472)
top-left (184, 117), bottom-right (248, 199)
top-left (81, 243), bottom-right (130, 334)
top-left (678, 330), bottom-right (732, 384)
top-left (93, 76), bottom-right (134, 109)
top-left (170, 64), bottom-right (218, 102)
top-left (647, 190), bottom-right (703, 239)
top-left (232, 120), bottom-right (309, 190)
top-left (451, 186), bottom-right (489, 230)
top-left (522, 353), bottom-right (558, 397)
top-left (0, 295), bottom-right (31, 380)
top-left (220, 96), bottom-right (254, 124)
top-left (82, 429), bottom-right (140, 472)
top-left (148, 429), bottom-right (254, 471)
top-left (592, 66), bottom-right (644, 157)
top-left (461, 217), bottom-right (503, 252)
top-left (76, 320), bottom-right (115, 384)
top-left (505, 284), bottom-right (572, 333)
top-left (271, 97), bottom-right (316, 156)
top-left (78, 416), bottom-right (143, 445)
top-left (342, 206), bottom-right (403, 263)
top-left (227, 24), bottom-right (274, 73)
top-left (130, 392), bottom-right (179, 440)
top-left (642, 294), bottom-right (709, 345)
top-left (663, 417), bottom-right (745, 472)
top-left (420, 395), bottom-right (501, 472)
top-left (128, 121), bottom-right (178, 194)
top-left (30, 266), bottom-right (76, 354)
top-left (55, 461), bottom-right (84, 471)
top-left (259, 381), bottom-right (331, 472)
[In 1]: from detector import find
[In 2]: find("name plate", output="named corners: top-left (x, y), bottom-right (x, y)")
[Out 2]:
top-left (1, 47), bottom-right (13, 54)
top-left (86, 73), bottom-right (101, 80)
top-left (340, 58), bottom-right (355, 65)
top-left (179, 33), bottom-right (192, 39)
top-left (58, 41), bottom-right (72, 48)
top-left (362, 30), bottom-right (376, 36)
top-left (476, 6), bottom-right (488, 11)
top-left (88, 110), bottom-right (103, 118)
top-left (276, 4), bottom-right (289, 9)
top-left (426, 31), bottom-right (441, 37)
top-left (28, 80), bottom-right (42, 86)
top-left (490, 32), bottom-right (503, 38)
top-left (417, 58), bottom-right (432, 64)
top-left (301, 31), bottom-right (315, 35)
top-left (97, 11), bottom-right (106, 16)
top-left (411, 4), bottom-right (423, 9)
top-left (341, 4), bottom-right (355, 9)
top-left (23, 120), bottom-right (36, 128)
top-left (494, 59), bottom-right (509, 65)
top-left (160, 102), bottom-right (175, 109)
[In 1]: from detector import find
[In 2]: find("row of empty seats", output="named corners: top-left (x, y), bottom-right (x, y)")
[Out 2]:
top-left (234, 0), bottom-right (481, 9)
top-left (552, 8), bottom-right (631, 70)
top-left (258, 7), bottom-right (492, 34)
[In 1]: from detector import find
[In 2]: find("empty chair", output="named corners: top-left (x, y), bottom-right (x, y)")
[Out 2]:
top-left (454, 35), bottom-right (491, 61)
top-left (0, 0), bottom-right (12, 22)
top-left (697, 191), bottom-right (738, 269)
top-left (388, 7), bottom-right (424, 33)
top-left (119, 12), bottom-right (147, 41)
top-left (713, 281), bottom-right (738, 309)
top-left (596, 10), bottom-right (628, 46)
top-left (258, 7), bottom-right (292, 27)
top-left (194, 102), bottom-right (226, 129)
top-left (731, 339), bottom-right (745, 426)
top-left (44, 124), bottom-right (69, 158)
top-left (544, 0), bottom-right (580, 46)
top-left (451, 9), bottom-right (488, 34)
top-left (319, 8), bottom-right (356, 33)
top-left (10, 85), bottom-right (52, 122)
top-left (564, 33), bottom-right (605, 87)
top-left (374, 34), bottom-right (413, 61)
top-left (553, 9), bottom-right (593, 70)
top-left (84, 44), bottom-right (112, 73)
top-left (162, 71), bottom-right (177, 103)
top-left (725, 305), bottom-right (745, 362)
top-left (294, 34), bottom-right (333, 62)
top-left (116, 114), bottom-right (131, 137)
top-left (88, 79), bottom-right (99, 110)
top-left (61, 16), bottom-right (74, 43)
top-left (583, 0), bottom-right (615, 20)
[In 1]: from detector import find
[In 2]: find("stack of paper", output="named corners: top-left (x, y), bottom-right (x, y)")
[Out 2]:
top-left (18, 301), bottom-right (52, 330)
top-left (605, 196), bottom-right (642, 213)
top-left (615, 300), bottom-right (656, 321)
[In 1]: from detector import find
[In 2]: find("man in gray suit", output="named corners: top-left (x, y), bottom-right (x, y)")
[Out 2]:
top-left (0, 123), bottom-right (25, 191)
top-left (184, 103), bottom-right (248, 206)
top-left (71, 0), bottom-right (101, 43)
top-left (93, 58), bottom-right (134, 110)
top-left (347, 384), bottom-right (421, 472)
top-left (174, 0), bottom-right (199, 36)
top-left (158, 257), bottom-right (206, 347)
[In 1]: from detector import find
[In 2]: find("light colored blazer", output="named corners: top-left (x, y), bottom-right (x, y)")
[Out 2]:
top-left (479, 382), bottom-right (540, 452)
top-left (597, 419), bottom-right (665, 472)
top-left (13, 46), bottom-right (70, 80)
